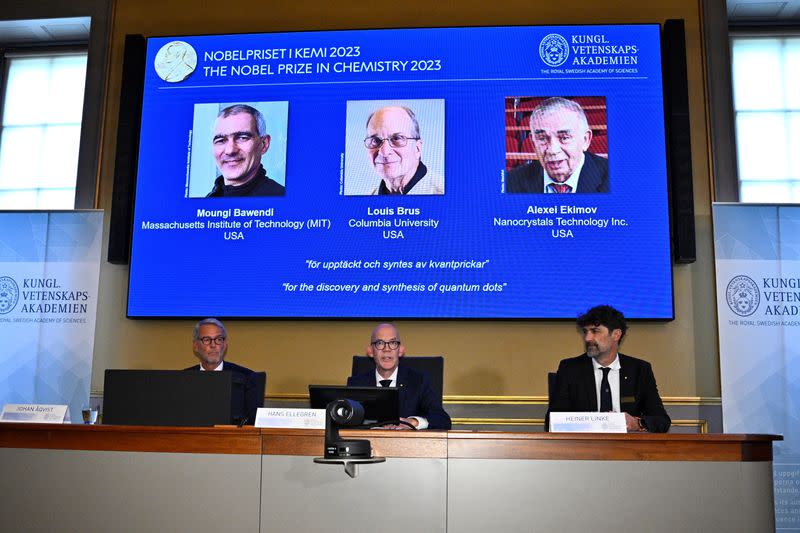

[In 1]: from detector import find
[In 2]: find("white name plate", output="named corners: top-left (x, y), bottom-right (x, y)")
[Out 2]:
top-left (549, 412), bottom-right (627, 433)
top-left (255, 407), bottom-right (326, 429)
top-left (0, 404), bottom-right (69, 424)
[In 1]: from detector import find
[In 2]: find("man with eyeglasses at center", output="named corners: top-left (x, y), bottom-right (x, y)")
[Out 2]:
top-left (347, 323), bottom-right (451, 430)
top-left (185, 318), bottom-right (263, 425)
top-left (364, 105), bottom-right (444, 195)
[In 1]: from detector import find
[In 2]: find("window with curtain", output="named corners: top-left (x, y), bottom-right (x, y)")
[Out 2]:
top-left (731, 35), bottom-right (800, 202)
top-left (0, 51), bottom-right (88, 209)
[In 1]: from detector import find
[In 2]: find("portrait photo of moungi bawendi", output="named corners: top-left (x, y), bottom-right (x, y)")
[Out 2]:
top-left (504, 96), bottom-right (608, 194)
top-left (187, 101), bottom-right (288, 198)
top-left (344, 99), bottom-right (445, 196)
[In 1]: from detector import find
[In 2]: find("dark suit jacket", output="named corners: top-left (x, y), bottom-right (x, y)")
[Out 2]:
top-left (184, 361), bottom-right (264, 425)
top-left (506, 151), bottom-right (609, 193)
top-left (347, 366), bottom-right (452, 430)
top-left (548, 353), bottom-right (670, 432)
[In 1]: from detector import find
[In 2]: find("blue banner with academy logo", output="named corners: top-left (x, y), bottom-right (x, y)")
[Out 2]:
top-left (714, 203), bottom-right (800, 529)
top-left (0, 211), bottom-right (103, 423)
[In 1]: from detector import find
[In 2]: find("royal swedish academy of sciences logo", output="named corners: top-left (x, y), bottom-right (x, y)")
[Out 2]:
top-left (154, 41), bottom-right (198, 83)
top-left (726, 275), bottom-right (760, 317)
top-left (539, 34), bottom-right (570, 68)
top-left (0, 276), bottom-right (19, 314)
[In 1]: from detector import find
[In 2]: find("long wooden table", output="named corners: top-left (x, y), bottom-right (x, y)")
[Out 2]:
top-left (0, 424), bottom-right (780, 532)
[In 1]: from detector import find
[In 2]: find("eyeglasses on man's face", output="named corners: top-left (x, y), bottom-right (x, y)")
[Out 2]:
top-left (198, 336), bottom-right (226, 346)
top-left (364, 133), bottom-right (419, 150)
top-left (371, 339), bottom-right (401, 350)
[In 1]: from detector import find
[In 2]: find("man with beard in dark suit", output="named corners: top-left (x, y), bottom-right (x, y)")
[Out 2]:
top-left (506, 97), bottom-right (608, 194)
top-left (347, 323), bottom-right (451, 430)
top-left (185, 318), bottom-right (264, 425)
top-left (548, 305), bottom-right (670, 432)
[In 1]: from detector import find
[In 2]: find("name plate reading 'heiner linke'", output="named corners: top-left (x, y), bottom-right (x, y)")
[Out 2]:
top-left (0, 404), bottom-right (69, 424)
top-left (255, 408), bottom-right (326, 429)
top-left (549, 412), bottom-right (627, 433)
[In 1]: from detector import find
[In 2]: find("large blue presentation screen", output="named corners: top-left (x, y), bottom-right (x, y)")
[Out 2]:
top-left (128, 24), bottom-right (674, 319)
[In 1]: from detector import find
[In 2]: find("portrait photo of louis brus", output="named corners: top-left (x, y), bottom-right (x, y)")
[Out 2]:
top-left (343, 99), bottom-right (445, 196)
top-left (187, 102), bottom-right (288, 198)
top-left (504, 96), bottom-right (608, 194)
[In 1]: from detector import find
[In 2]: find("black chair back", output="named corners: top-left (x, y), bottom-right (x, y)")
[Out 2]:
top-left (351, 355), bottom-right (444, 399)
top-left (544, 371), bottom-right (558, 431)
top-left (547, 372), bottom-right (557, 407)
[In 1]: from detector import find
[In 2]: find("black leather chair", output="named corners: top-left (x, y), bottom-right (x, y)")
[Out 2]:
top-left (350, 355), bottom-right (444, 400)
top-left (544, 371), bottom-right (557, 431)
top-left (231, 371), bottom-right (266, 426)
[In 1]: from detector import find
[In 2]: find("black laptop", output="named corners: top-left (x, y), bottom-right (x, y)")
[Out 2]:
top-left (103, 369), bottom-right (235, 426)
top-left (308, 385), bottom-right (400, 425)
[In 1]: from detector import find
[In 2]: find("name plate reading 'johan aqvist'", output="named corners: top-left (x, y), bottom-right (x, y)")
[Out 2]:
top-left (0, 404), bottom-right (69, 424)
top-left (549, 412), bottom-right (626, 433)
top-left (255, 408), bottom-right (326, 429)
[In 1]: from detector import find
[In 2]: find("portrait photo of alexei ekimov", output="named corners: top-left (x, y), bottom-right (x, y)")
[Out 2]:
top-left (187, 101), bottom-right (288, 198)
top-left (506, 96), bottom-right (608, 194)
top-left (344, 99), bottom-right (445, 196)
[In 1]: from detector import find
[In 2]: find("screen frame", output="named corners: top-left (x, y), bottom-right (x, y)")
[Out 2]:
top-left (124, 22), bottom-right (678, 321)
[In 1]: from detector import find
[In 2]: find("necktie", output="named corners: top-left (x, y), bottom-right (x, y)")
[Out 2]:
top-left (549, 183), bottom-right (572, 193)
top-left (379, 379), bottom-right (392, 387)
top-left (599, 367), bottom-right (612, 412)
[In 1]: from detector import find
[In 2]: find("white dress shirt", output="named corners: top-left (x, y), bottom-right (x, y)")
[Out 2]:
top-left (592, 354), bottom-right (621, 412)
top-left (374, 368), bottom-right (398, 386)
top-left (543, 152), bottom-right (586, 193)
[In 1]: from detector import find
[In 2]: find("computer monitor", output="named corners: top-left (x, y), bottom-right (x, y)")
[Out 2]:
top-left (308, 385), bottom-right (400, 426)
top-left (103, 369), bottom-right (233, 426)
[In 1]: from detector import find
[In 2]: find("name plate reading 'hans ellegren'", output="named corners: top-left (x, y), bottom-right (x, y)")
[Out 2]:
top-left (549, 412), bottom-right (626, 433)
top-left (255, 407), bottom-right (326, 429)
